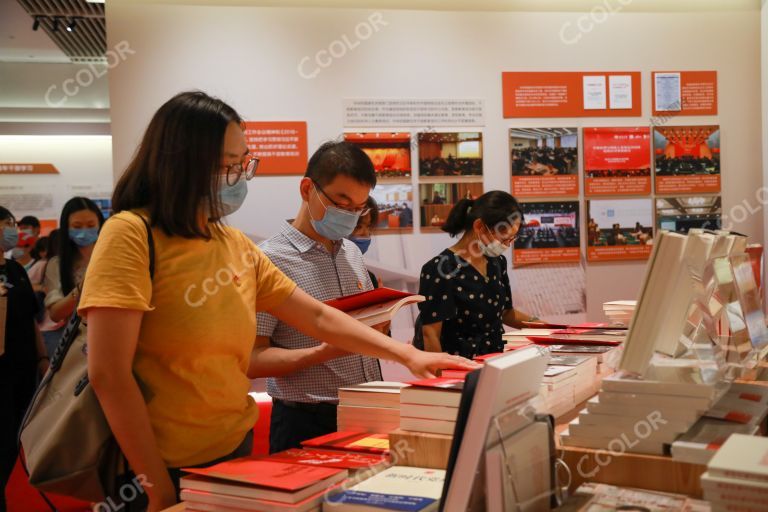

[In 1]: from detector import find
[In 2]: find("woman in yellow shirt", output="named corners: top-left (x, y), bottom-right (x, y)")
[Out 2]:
top-left (79, 91), bottom-right (474, 511)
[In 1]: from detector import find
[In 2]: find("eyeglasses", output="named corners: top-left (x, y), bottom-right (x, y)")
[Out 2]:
top-left (485, 225), bottom-right (518, 245)
top-left (224, 157), bottom-right (260, 186)
top-left (312, 180), bottom-right (371, 216)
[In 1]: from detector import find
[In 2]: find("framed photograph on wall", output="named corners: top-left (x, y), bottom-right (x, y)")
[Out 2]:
top-left (587, 198), bottom-right (654, 262)
top-left (653, 125), bottom-right (721, 195)
top-left (655, 196), bottom-right (721, 233)
top-left (513, 201), bottom-right (581, 265)
top-left (344, 132), bottom-right (412, 182)
top-left (510, 127), bottom-right (578, 197)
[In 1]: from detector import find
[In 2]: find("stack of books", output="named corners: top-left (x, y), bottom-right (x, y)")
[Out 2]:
top-left (337, 381), bottom-right (407, 433)
top-left (702, 433), bottom-right (768, 511)
top-left (399, 377), bottom-right (463, 435)
top-left (560, 373), bottom-right (727, 455)
top-left (671, 382), bottom-right (768, 465)
top-left (324, 466), bottom-right (445, 512)
top-left (537, 355), bottom-right (598, 419)
top-left (301, 431), bottom-right (391, 456)
top-left (179, 458), bottom-right (348, 512)
top-left (261, 448), bottom-right (390, 479)
top-left (548, 344), bottom-right (621, 394)
top-left (602, 300), bottom-right (637, 326)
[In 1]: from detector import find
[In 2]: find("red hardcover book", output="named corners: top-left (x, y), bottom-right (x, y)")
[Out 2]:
top-left (182, 459), bottom-right (343, 492)
top-left (260, 448), bottom-right (389, 471)
top-left (324, 287), bottom-right (412, 312)
top-left (406, 377), bottom-right (465, 390)
top-left (527, 336), bottom-right (621, 346)
top-left (473, 352), bottom-right (504, 363)
top-left (301, 431), bottom-right (390, 454)
top-left (440, 369), bottom-right (471, 380)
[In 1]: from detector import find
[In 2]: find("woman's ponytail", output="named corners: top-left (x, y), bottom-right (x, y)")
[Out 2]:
top-left (441, 198), bottom-right (475, 236)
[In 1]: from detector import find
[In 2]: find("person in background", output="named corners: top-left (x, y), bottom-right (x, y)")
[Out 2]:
top-left (0, 207), bottom-right (49, 512)
top-left (18, 215), bottom-right (41, 238)
top-left (399, 202), bottom-right (413, 227)
top-left (43, 199), bottom-right (104, 354)
top-left (27, 230), bottom-right (60, 355)
top-left (10, 230), bottom-right (37, 272)
top-left (349, 196), bottom-right (380, 288)
top-left (254, 141), bottom-right (397, 454)
top-left (78, 92), bottom-right (474, 511)
top-left (417, 191), bottom-right (542, 359)
top-left (30, 235), bottom-right (49, 263)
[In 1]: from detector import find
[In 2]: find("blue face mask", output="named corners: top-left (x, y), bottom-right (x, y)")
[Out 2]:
top-left (69, 227), bottom-right (99, 247)
top-left (1, 226), bottom-right (18, 252)
top-left (349, 236), bottom-right (372, 254)
top-left (310, 186), bottom-right (361, 241)
top-left (219, 179), bottom-right (248, 217)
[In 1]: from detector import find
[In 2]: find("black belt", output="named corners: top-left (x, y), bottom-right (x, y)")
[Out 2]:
top-left (273, 398), bottom-right (338, 413)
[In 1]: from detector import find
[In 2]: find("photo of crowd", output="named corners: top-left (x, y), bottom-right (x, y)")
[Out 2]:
top-left (587, 199), bottom-right (654, 247)
top-left (656, 196), bottom-right (722, 233)
top-left (370, 184), bottom-right (414, 230)
top-left (653, 126), bottom-right (721, 177)
top-left (514, 202), bottom-right (580, 249)
top-left (344, 132), bottom-right (412, 180)
top-left (418, 132), bottom-right (483, 177)
top-left (509, 128), bottom-right (578, 176)
top-left (419, 182), bottom-right (484, 228)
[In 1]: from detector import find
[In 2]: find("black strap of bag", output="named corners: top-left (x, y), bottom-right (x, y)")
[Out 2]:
top-left (18, 212), bottom-right (155, 511)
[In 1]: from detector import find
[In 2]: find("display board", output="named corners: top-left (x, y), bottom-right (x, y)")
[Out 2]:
top-left (243, 121), bottom-right (308, 176)
top-left (651, 71), bottom-right (718, 116)
top-left (583, 127), bottom-right (652, 196)
top-left (513, 201), bottom-right (581, 265)
top-left (510, 127), bottom-right (578, 198)
top-left (653, 125), bottom-right (721, 194)
top-left (587, 199), bottom-right (654, 262)
top-left (345, 132), bottom-right (413, 183)
top-left (502, 71), bottom-right (642, 118)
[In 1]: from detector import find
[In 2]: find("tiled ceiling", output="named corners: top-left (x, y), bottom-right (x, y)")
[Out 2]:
top-left (14, 0), bottom-right (106, 62)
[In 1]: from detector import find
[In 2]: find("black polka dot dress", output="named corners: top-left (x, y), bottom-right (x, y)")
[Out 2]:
top-left (417, 249), bottom-right (513, 359)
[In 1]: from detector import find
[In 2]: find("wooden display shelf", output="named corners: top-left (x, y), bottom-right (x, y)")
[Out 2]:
top-left (388, 429), bottom-right (453, 469)
top-left (558, 445), bottom-right (706, 498)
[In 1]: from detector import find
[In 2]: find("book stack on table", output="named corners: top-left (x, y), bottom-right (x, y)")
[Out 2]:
top-left (538, 354), bottom-right (598, 419)
top-left (398, 377), bottom-right (463, 436)
top-left (602, 300), bottom-right (637, 326)
top-left (337, 381), bottom-right (407, 433)
top-left (702, 433), bottom-right (768, 512)
top-left (560, 373), bottom-right (728, 455)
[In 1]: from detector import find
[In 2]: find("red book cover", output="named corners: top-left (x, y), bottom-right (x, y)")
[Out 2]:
top-left (527, 336), bottom-right (621, 346)
top-left (261, 448), bottom-right (388, 470)
top-left (301, 431), bottom-right (390, 454)
top-left (440, 369), bottom-right (471, 379)
top-left (405, 377), bottom-right (465, 390)
top-left (473, 352), bottom-right (504, 363)
top-left (182, 458), bottom-right (343, 491)
top-left (323, 287), bottom-right (413, 312)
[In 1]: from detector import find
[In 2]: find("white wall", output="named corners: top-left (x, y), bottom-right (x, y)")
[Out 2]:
top-left (0, 135), bottom-right (114, 222)
top-left (106, 2), bottom-right (763, 321)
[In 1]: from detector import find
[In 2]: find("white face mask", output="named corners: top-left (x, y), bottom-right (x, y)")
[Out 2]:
top-left (478, 225), bottom-right (507, 258)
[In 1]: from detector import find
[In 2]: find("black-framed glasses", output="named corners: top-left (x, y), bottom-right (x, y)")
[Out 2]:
top-left (485, 224), bottom-right (518, 245)
top-left (225, 157), bottom-right (260, 186)
top-left (312, 180), bottom-right (371, 216)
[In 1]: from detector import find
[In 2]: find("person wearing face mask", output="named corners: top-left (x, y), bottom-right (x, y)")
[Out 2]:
top-left (10, 230), bottom-right (37, 272)
top-left (43, 197), bottom-right (104, 355)
top-left (76, 92), bottom-right (474, 511)
top-left (253, 141), bottom-right (390, 454)
top-left (0, 207), bottom-right (49, 512)
top-left (349, 196), bottom-right (380, 288)
top-left (416, 191), bottom-right (542, 360)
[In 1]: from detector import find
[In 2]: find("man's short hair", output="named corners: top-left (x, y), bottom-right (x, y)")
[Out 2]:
top-left (305, 141), bottom-right (377, 188)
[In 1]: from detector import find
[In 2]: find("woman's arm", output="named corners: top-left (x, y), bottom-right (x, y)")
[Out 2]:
top-left (87, 307), bottom-right (177, 512)
top-left (47, 288), bottom-right (77, 323)
top-left (502, 308), bottom-right (541, 329)
top-left (267, 287), bottom-right (477, 378)
top-left (421, 322), bottom-right (444, 353)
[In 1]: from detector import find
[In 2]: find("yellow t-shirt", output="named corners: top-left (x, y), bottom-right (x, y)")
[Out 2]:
top-left (78, 211), bottom-right (296, 467)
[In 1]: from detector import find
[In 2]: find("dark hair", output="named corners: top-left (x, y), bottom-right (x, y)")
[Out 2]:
top-left (46, 229), bottom-right (60, 260)
top-left (0, 206), bottom-right (15, 224)
top-left (31, 236), bottom-right (49, 260)
top-left (19, 215), bottom-right (40, 229)
top-left (58, 197), bottom-right (105, 295)
top-left (112, 91), bottom-right (243, 239)
top-left (305, 141), bottom-right (377, 188)
top-left (366, 196), bottom-right (379, 227)
top-left (442, 190), bottom-right (524, 237)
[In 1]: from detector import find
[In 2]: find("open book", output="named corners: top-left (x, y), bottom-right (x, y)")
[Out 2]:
top-left (324, 287), bottom-right (424, 327)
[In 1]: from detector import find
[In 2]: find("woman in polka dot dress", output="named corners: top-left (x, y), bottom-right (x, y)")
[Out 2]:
top-left (417, 191), bottom-right (541, 359)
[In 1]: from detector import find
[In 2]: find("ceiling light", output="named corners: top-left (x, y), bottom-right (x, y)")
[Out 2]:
top-left (67, 17), bottom-right (77, 32)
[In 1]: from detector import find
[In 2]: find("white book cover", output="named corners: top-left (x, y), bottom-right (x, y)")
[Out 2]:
top-left (707, 433), bottom-right (768, 483)
top-left (324, 466), bottom-right (444, 512)
top-left (598, 390), bottom-right (712, 411)
top-left (400, 388), bottom-right (462, 408)
top-left (601, 373), bottom-right (721, 399)
top-left (485, 421), bottom-right (551, 512)
top-left (559, 429), bottom-right (666, 455)
top-left (585, 396), bottom-right (701, 424)
top-left (443, 346), bottom-right (549, 511)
